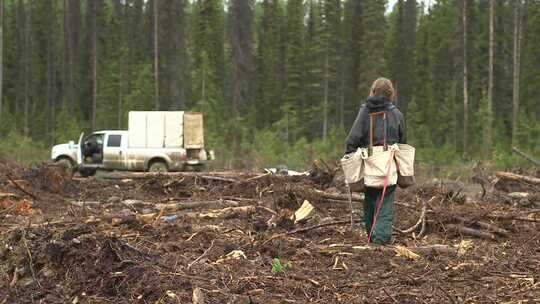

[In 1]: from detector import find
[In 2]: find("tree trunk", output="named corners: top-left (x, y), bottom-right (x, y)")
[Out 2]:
top-left (0, 0), bottom-right (4, 117)
top-left (24, 0), bottom-right (32, 137)
top-left (512, 1), bottom-right (522, 146)
top-left (0, 0), bottom-right (3, 117)
top-left (322, 52), bottom-right (329, 142)
top-left (118, 2), bottom-right (125, 130)
top-left (62, 0), bottom-right (68, 113)
top-left (64, 0), bottom-right (80, 115)
top-left (46, 0), bottom-right (53, 142)
top-left (153, 0), bottom-right (159, 110)
top-left (462, 0), bottom-right (469, 157)
top-left (486, 0), bottom-right (495, 155)
top-left (91, 0), bottom-right (98, 131)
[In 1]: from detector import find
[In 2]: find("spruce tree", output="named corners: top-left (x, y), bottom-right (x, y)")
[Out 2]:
top-left (304, 0), bottom-right (323, 139)
top-left (253, 0), bottom-right (283, 129)
top-left (342, 0), bottom-right (364, 127)
top-left (281, 0), bottom-right (304, 144)
top-left (359, 0), bottom-right (387, 96)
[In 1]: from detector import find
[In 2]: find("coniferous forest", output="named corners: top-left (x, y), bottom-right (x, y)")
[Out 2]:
top-left (0, 0), bottom-right (538, 168)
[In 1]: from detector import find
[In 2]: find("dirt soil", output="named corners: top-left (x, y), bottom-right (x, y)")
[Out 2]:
top-left (0, 162), bottom-right (539, 303)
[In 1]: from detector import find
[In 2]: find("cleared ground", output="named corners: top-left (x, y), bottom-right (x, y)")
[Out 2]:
top-left (0, 162), bottom-right (538, 303)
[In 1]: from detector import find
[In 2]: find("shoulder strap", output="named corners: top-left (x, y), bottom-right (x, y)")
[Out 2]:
top-left (368, 111), bottom-right (388, 156)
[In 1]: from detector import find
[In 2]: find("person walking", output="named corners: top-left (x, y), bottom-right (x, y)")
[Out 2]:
top-left (345, 77), bottom-right (406, 245)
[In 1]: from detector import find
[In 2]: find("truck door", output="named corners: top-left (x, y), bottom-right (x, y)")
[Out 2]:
top-left (103, 133), bottom-right (126, 170)
top-left (76, 133), bottom-right (84, 165)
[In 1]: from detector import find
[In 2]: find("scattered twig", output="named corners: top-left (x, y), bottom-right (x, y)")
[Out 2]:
top-left (22, 231), bottom-right (42, 289)
top-left (188, 240), bottom-right (215, 269)
top-left (245, 173), bottom-right (271, 182)
top-left (436, 284), bottom-right (457, 304)
top-left (383, 288), bottom-right (399, 303)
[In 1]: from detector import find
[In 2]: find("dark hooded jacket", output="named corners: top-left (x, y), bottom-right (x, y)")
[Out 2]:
top-left (345, 96), bottom-right (406, 154)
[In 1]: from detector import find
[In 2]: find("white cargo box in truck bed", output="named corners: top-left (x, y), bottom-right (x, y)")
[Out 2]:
top-left (51, 111), bottom-right (212, 176)
top-left (128, 111), bottom-right (204, 149)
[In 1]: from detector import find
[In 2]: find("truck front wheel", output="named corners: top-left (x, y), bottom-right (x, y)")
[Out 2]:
top-left (79, 168), bottom-right (97, 177)
top-left (56, 158), bottom-right (75, 177)
top-left (149, 161), bottom-right (168, 173)
top-left (184, 164), bottom-right (206, 172)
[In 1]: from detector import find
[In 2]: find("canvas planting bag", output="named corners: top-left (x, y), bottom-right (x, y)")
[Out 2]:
top-left (395, 143), bottom-right (415, 188)
top-left (341, 111), bottom-right (415, 190)
top-left (362, 145), bottom-right (398, 188)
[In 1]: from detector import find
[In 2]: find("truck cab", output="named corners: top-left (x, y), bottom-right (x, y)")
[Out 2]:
top-left (51, 111), bottom-right (214, 176)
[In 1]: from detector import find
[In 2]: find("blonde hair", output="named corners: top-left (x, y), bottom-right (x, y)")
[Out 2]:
top-left (369, 77), bottom-right (395, 101)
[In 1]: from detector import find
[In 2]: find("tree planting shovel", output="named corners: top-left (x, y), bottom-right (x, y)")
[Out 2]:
top-left (347, 184), bottom-right (355, 231)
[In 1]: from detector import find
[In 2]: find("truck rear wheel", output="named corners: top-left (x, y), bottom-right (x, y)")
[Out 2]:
top-left (149, 161), bottom-right (168, 173)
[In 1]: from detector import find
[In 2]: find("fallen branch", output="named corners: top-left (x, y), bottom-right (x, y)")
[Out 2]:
top-left (397, 197), bottom-right (432, 234)
top-left (495, 171), bottom-right (540, 186)
top-left (512, 147), bottom-right (540, 166)
top-left (291, 219), bottom-right (363, 234)
top-left (5, 174), bottom-right (39, 201)
top-left (258, 219), bottom-right (364, 246)
top-left (198, 175), bottom-right (236, 183)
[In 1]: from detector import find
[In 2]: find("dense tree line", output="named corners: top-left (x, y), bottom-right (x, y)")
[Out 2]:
top-left (0, 0), bottom-right (538, 167)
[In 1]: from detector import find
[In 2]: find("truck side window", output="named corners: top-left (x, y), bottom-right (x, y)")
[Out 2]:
top-left (107, 135), bottom-right (122, 147)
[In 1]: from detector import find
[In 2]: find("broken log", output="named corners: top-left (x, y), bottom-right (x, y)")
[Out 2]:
top-left (447, 224), bottom-right (497, 240)
top-left (192, 206), bottom-right (256, 220)
top-left (495, 171), bottom-right (540, 186)
top-left (311, 189), bottom-right (364, 202)
top-left (486, 210), bottom-right (540, 222)
top-left (455, 217), bottom-right (509, 236)
top-left (108, 205), bottom-right (256, 225)
top-left (512, 147), bottom-right (540, 166)
top-left (474, 221), bottom-right (509, 236)
top-left (154, 200), bottom-right (239, 212)
top-left (322, 244), bottom-right (457, 255)
top-left (99, 171), bottom-right (254, 180)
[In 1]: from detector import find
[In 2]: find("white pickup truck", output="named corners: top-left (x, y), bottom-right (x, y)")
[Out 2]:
top-left (51, 111), bottom-right (214, 176)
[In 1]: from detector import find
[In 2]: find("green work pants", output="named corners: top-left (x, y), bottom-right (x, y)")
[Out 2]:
top-left (363, 185), bottom-right (396, 245)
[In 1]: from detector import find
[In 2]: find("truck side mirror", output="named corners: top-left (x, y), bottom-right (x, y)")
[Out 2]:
top-left (69, 140), bottom-right (75, 148)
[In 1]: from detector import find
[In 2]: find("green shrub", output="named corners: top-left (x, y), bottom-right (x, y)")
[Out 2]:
top-left (271, 258), bottom-right (292, 274)
top-left (0, 131), bottom-right (49, 165)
